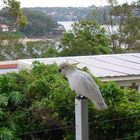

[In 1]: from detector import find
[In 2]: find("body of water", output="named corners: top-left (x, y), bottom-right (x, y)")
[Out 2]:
top-left (58, 21), bottom-right (76, 31)
top-left (58, 21), bottom-right (119, 33)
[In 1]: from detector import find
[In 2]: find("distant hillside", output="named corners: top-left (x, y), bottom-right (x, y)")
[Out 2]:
top-left (0, 8), bottom-right (65, 37)
top-left (20, 9), bottom-right (65, 37)
top-left (1, 5), bottom-right (138, 37)
top-left (29, 6), bottom-right (110, 24)
top-left (26, 5), bottom-right (139, 24)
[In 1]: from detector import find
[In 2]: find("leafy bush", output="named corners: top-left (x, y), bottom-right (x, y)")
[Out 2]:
top-left (0, 62), bottom-right (140, 140)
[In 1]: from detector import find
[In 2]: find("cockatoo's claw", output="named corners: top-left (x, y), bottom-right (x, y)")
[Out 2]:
top-left (75, 95), bottom-right (81, 100)
top-left (75, 95), bottom-right (87, 100)
top-left (82, 96), bottom-right (87, 99)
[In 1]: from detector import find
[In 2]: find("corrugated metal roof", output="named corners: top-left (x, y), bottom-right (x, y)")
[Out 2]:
top-left (18, 53), bottom-right (140, 78)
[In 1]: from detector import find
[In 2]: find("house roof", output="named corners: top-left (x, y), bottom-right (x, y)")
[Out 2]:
top-left (0, 61), bottom-right (18, 74)
top-left (18, 53), bottom-right (140, 81)
top-left (0, 24), bottom-right (8, 28)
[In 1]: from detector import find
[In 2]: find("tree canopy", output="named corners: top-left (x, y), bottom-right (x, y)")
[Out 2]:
top-left (0, 36), bottom-right (59, 61)
top-left (1, 0), bottom-right (28, 27)
top-left (0, 8), bottom-right (61, 37)
top-left (19, 9), bottom-right (59, 37)
top-left (104, 1), bottom-right (140, 53)
top-left (61, 19), bottom-right (110, 56)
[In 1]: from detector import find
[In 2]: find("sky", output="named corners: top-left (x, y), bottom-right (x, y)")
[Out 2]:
top-left (18, 0), bottom-right (137, 8)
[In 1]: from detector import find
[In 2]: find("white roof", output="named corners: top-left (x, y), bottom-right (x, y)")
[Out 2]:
top-left (18, 53), bottom-right (140, 79)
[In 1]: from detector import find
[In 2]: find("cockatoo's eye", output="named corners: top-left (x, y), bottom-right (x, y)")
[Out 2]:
top-left (61, 66), bottom-right (65, 70)
top-left (59, 66), bottom-right (64, 72)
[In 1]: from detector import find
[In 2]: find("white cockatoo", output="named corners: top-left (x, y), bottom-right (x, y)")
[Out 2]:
top-left (59, 62), bottom-right (107, 110)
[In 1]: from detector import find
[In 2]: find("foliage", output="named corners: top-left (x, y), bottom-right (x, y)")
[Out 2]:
top-left (33, 7), bottom-right (93, 22)
top-left (0, 62), bottom-right (140, 139)
top-left (88, 81), bottom-right (140, 139)
top-left (0, 32), bottom-right (23, 61)
top-left (0, 63), bottom-right (75, 139)
top-left (61, 19), bottom-right (110, 56)
top-left (9, 91), bottom-right (27, 105)
top-left (0, 8), bottom-right (61, 37)
top-left (104, 2), bottom-right (140, 53)
top-left (24, 41), bottom-right (60, 58)
top-left (0, 127), bottom-right (15, 140)
top-left (29, 5), bottom-right (139, 24)
top-left (0, 36), bottom-right (60, 61)
top-left (19, 9), bottom-right (59, 37)
top-left (2, 0), bottom-right (28, 27)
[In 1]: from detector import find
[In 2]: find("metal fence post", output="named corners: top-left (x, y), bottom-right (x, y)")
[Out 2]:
top-left (75, 98), bottom-right (89, 140)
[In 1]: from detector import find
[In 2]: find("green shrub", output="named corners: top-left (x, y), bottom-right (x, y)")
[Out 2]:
top-left (0, 62), bottom-right (140, 140)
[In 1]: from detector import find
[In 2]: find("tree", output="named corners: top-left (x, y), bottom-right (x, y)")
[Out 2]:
top-left (104, 1), bottom-right (140, 53)
top-left (0, 0), bottom-right (28, 61)
top-left (1, 0), bottom-right (28, 27)
top-left (19, 9), bottom-right (59, 37)
top-left (24, 41), bottom-right (59, 58)
top-left (60, 19), bottom-right (110, 56)
top-left (0, 32), bottom-right (22, 60)
top-left (0, 39), bottom-right (59, 61)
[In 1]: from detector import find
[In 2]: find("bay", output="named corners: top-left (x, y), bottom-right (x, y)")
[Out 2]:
top-left (58, 21), bottom-right (119, 33)
top-left (58, 21), bottom-right (76, 31)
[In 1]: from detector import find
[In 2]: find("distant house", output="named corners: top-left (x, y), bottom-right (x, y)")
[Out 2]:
top-left (12, 28), bottom-right (17, 32)
top-left (0, 24), bottom-right (9, 32)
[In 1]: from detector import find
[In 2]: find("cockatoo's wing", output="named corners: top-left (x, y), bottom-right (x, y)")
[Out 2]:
top-left (68, 70), bottom-right (107, 110)
top-left (78, 70), bottom-right (100, 90)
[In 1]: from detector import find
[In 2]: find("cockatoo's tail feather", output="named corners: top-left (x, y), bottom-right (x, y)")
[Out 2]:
top-left (93, 101), bottom-right (108, 110)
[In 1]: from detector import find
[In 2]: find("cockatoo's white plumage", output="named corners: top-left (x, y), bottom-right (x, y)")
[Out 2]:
top-left (59, 62), bottom-right (107, 110)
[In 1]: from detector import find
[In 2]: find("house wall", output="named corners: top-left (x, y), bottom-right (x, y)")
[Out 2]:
top-left (2, 27), bottom-right (9, 32)
top-left (100, 76), bottom-right (140, 92)
top-left (116, 80), bottom-right (140, 91)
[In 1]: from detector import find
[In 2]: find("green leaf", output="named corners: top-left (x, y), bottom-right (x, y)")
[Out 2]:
top-left (0, 109), bottom-right (5, 120)
top-left (0, 94), bottom-right (8, 107)
top-left (9, 91), bottom-right (26, 105)
top-left (0, 127), bottom-right (14, 140)
top-left (61, 19), bottom-right (110, 56)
